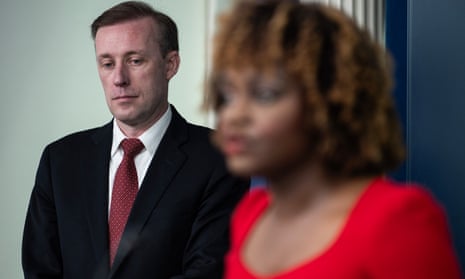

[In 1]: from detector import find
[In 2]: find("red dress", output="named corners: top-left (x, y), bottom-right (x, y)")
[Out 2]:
top-left (224, 177), bottom-right (462, 278)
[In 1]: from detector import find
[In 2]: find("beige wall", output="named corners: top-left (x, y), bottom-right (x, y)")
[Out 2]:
top-left (0, 1), bottom-right (222, 277)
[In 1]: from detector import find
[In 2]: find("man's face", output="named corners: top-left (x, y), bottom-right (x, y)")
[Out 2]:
top-left (94, 17), bottom-right (179, 134)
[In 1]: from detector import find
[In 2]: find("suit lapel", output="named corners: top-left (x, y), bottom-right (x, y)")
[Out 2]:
top-left (110, 107), bottom-right (189, 275)
top-left (84, 122), bottom-right (113, 276)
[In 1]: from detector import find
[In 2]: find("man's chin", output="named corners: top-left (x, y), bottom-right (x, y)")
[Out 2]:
top-left (114, 115), bottom-right (139, 127)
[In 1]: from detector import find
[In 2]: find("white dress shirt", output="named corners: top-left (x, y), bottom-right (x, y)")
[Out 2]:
top-left (108, 106), bottom-right (172, 210)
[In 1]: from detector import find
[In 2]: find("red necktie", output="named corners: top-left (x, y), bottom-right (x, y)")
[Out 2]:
top-left (109, 138), bottom-right (144, 266)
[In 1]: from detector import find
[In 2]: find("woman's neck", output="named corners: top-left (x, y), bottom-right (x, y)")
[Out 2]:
top-left (266, 166), bottom-right (374, 219)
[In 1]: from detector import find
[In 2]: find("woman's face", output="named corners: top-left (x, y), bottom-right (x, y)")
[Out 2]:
top-left (213, 68), bottom-right (312, 178)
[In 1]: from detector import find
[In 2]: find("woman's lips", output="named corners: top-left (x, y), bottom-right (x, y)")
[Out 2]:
top-left (222, 135), bottom-right (247, 156)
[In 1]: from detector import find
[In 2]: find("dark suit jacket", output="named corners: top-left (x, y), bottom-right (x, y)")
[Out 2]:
top-left (22, 106), bottom-right (249, 279)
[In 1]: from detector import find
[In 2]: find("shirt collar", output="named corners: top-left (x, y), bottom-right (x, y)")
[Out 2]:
top-left (110, 106), bottom-right (172, 157)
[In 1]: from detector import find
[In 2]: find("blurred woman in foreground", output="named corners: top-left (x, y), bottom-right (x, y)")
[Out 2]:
top-left (206, 1), bottom-right (462, 278)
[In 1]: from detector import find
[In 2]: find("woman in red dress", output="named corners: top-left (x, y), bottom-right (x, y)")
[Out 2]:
top-left (206, 1), bottom-right (462, 278)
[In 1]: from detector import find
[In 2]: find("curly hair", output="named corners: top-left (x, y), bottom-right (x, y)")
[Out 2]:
top-left (206, 0), bottom-right (405, 178)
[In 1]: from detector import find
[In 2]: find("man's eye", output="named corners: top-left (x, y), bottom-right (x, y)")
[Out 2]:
top-left (129, 58), bottom-right (143, 65)
top-left (100, 61), bottom-right (114, 69)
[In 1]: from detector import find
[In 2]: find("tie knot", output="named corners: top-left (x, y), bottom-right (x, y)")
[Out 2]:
top-left (120, 138), bottom-right (144, 158)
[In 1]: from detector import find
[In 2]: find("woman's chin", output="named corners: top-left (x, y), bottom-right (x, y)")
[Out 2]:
top-left (226, 160), bottom-right (258, 178)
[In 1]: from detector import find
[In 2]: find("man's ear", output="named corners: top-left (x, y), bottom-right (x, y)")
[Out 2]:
top-left (165, 51), bottom-right (180, 80)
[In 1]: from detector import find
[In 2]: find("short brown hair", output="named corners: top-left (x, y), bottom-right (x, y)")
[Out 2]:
top-left (207, 1), bottom-right (405, 178)
top-left (91, 1), bottom-right (178, 56)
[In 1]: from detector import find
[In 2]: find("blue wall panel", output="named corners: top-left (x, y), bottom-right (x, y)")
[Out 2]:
top-left (387, 0), bottom-right (465, 271)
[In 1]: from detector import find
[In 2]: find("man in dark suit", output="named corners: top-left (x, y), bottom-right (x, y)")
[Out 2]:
top-left (22, 1), bottom-right (249, 278)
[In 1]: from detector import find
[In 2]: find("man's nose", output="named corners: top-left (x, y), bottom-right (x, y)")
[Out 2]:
top-left (113, 64), bottom-right (129, 87)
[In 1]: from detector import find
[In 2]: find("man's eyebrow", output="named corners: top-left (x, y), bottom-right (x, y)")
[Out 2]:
top-left (97, 50), bottom-right (146, 60)
top-left (97, 53), bottom-right (112, 60)
top-left (125, 50), bottom-right (146, 57)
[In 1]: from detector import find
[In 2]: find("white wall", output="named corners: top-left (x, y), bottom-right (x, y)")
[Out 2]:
top-left (0, 1), bottom-right (212, 277)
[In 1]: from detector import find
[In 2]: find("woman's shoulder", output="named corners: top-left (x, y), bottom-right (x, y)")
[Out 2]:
top-left (233, 188), bottom-right (270, 224)
top-left (348, 177), bottom-right (451, 255)
top-left (365, 178), bottom-right (444, 219)
top-left (230, 188), bottom-right (270, 246)
top-left (357, 178), bottom-right (462, 278)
